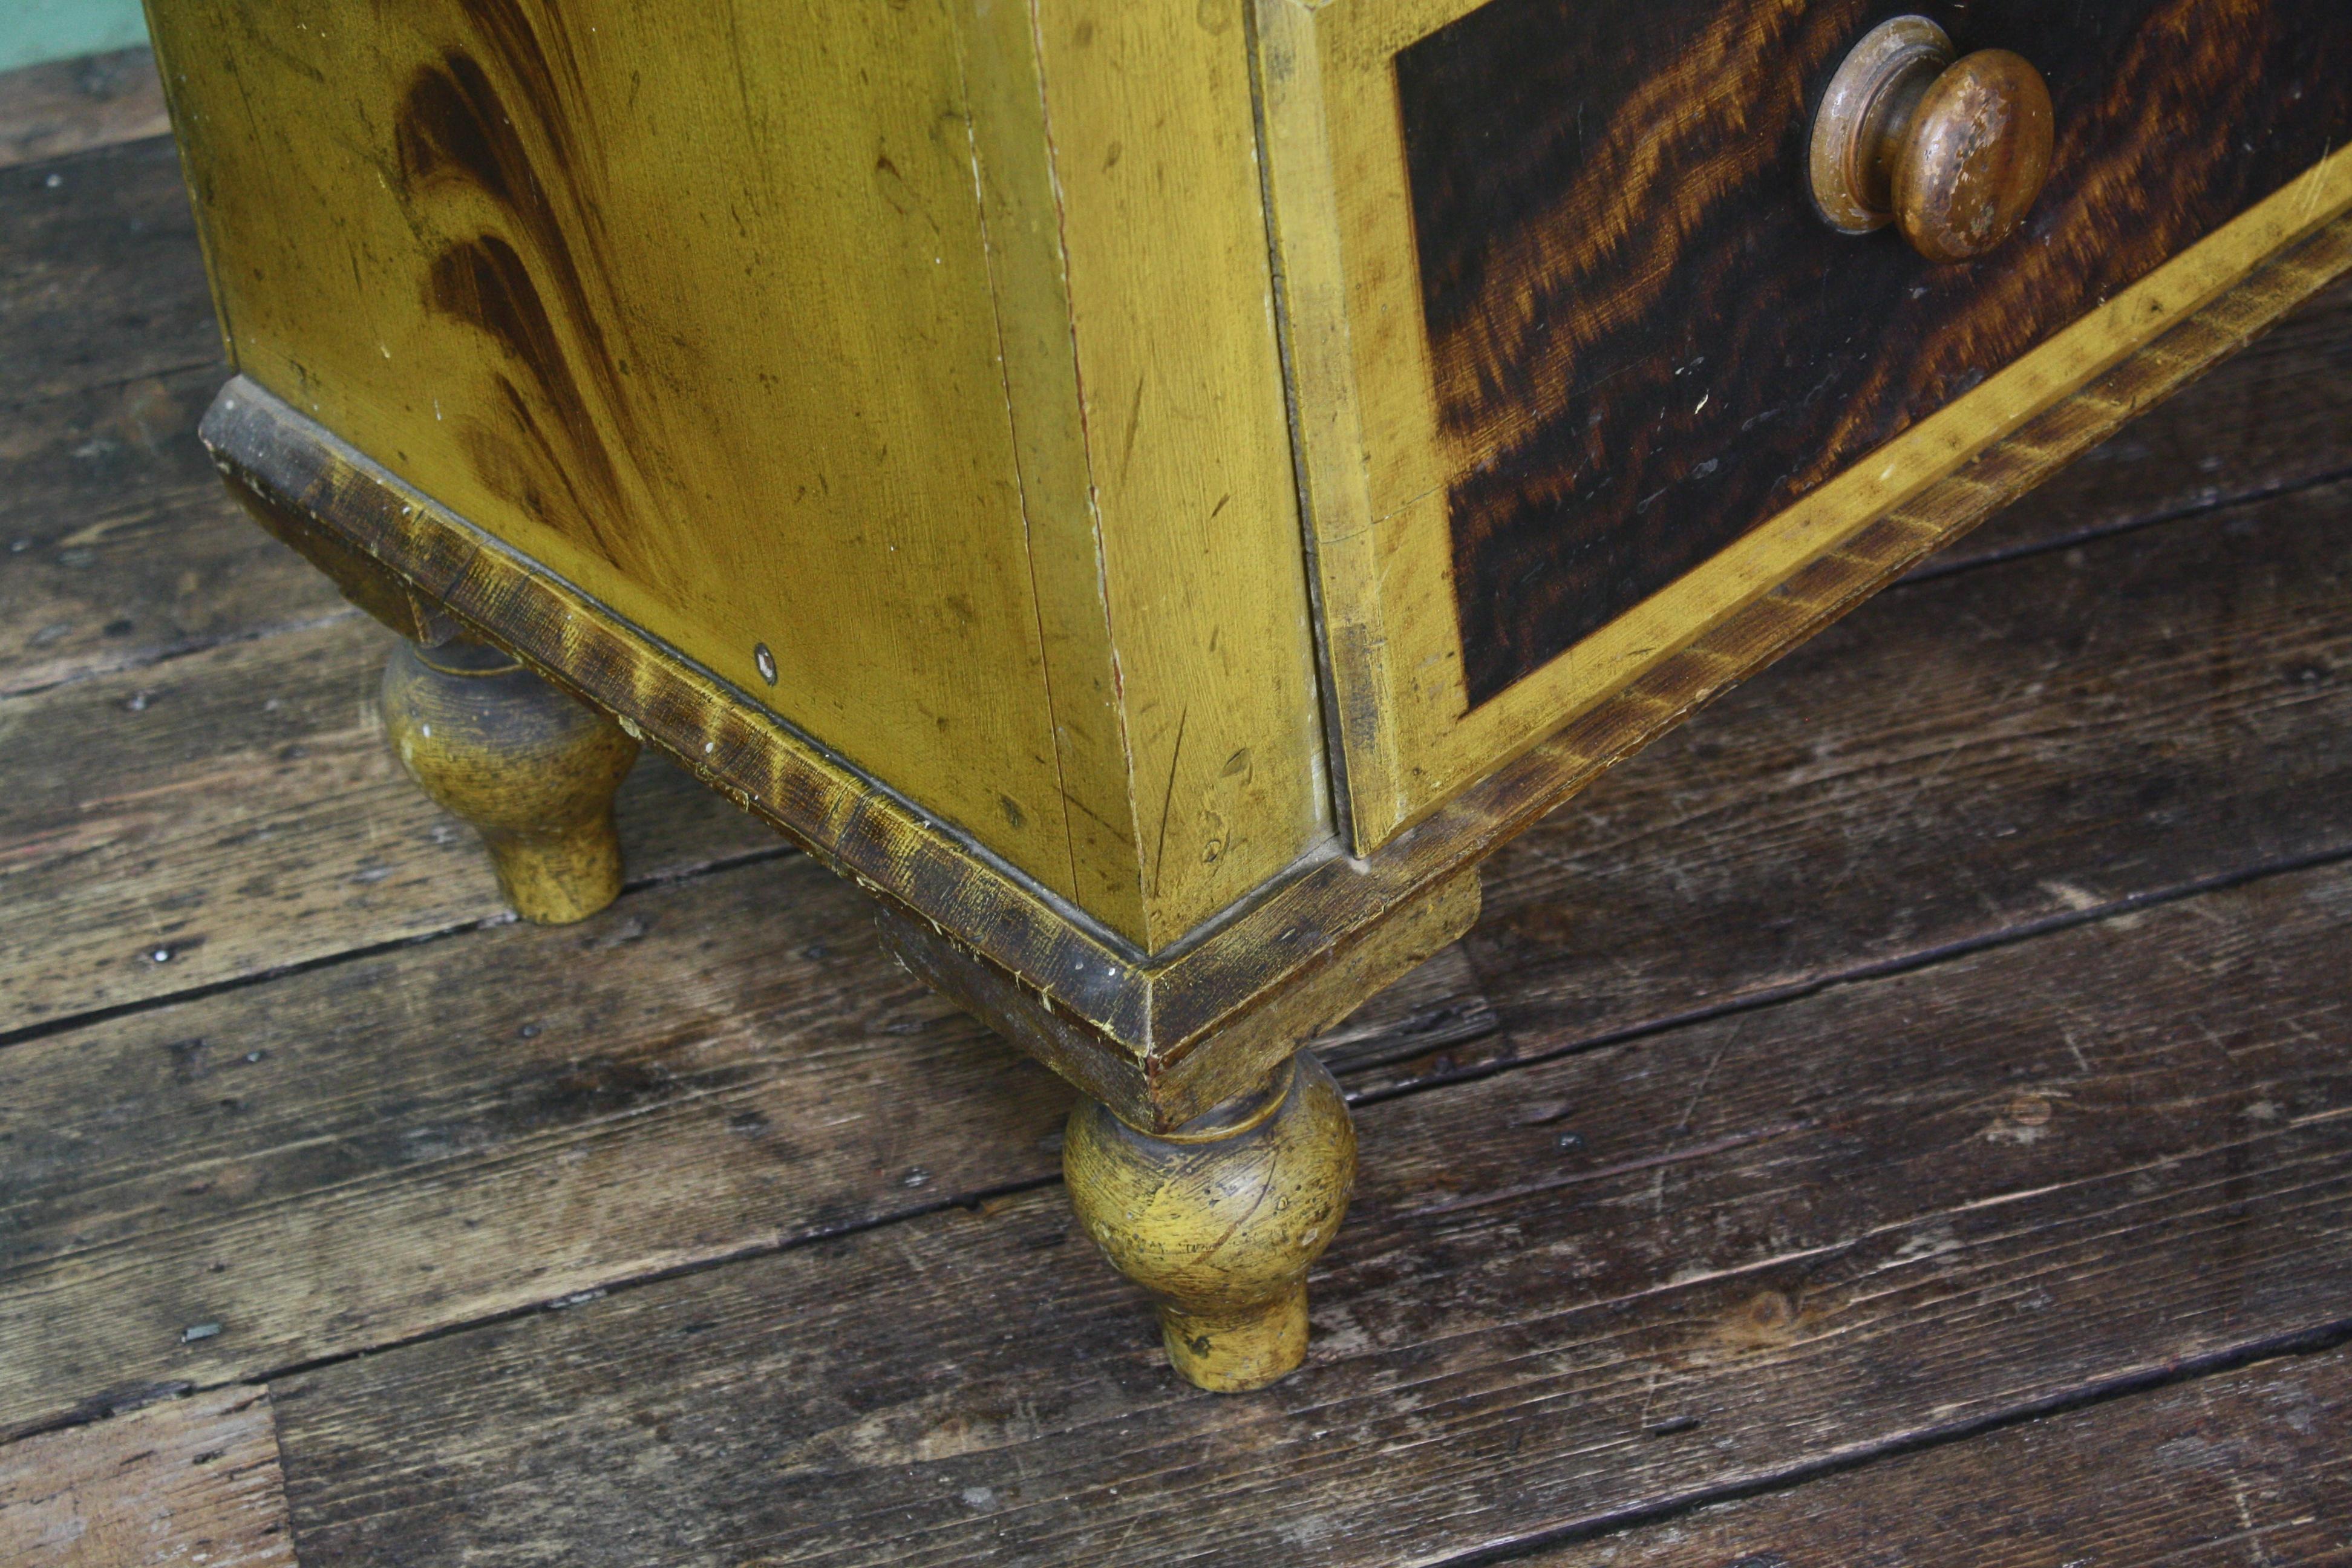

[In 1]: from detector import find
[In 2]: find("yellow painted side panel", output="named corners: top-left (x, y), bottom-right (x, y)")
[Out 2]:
top-left (148, 0), bottom-right (1086, 906)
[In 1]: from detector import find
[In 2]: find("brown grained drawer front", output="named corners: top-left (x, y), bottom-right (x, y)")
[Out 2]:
top-left (1405, 0), bottom-right (2349, 705)
top-left (1258, 0), bottom-right (2352, 848)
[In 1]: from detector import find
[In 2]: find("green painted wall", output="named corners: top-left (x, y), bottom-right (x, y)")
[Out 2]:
top-left (2, 0), bottom-right (152, 74)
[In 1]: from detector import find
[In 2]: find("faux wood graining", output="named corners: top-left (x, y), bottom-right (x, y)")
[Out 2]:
top-left (142, 0), bottom-right (1082, 900)
top-left (1394, 0), bottom-right (2352, 704)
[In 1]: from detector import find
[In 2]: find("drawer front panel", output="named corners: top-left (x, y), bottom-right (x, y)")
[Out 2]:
top-left (1396, 0), bottom-right (2352, 708)
top-left (1259, 0), bottom-right (2352, 848)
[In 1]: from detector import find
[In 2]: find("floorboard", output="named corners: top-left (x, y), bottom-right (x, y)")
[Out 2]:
top-left (0, 1387), bottom-right (294, 1567)
top-left (0, 613), bottom-right (782, 1028)
top-left (269, 858), bottom-right (2352, 1566)
top-left (0, 49), bottom-right (169, 172)
top-left (0, 139), bottom-right (216, 412)
top-left (1, 364), bottom-right (333, 699)
top-left (0, 844), bottom-right (1478, 1442)
top-left (1527, 1344), bottom-right (2352, 1567)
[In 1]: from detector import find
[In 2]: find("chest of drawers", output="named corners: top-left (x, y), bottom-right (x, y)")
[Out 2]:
top-left (147, 0), bottom-right (2352, 1390)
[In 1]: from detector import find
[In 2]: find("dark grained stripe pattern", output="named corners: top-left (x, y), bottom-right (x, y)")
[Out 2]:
top-left (391, 0), bottom-right (662, 580)
top-left (1396, 0), bottom-right (2352, 706)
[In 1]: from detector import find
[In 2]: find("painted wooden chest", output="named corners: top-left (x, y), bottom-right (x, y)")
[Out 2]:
top-left (143, 0), bottom-right (2352, 1387)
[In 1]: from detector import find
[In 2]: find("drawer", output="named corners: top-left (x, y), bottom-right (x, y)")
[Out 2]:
top-left (1258, 0), bottom-right (2352, 848)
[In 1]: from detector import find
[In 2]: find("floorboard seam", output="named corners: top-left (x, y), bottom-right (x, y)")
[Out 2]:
top-left (0, 354), bottom-right (227, 421)
top-left (0, 1171), bottom-right (1067, 1448)
top-left (1414, 1316), bottom-right (2352, 1568)
top-left (1420, 838), bottom-right (2352, 1112)
top-left (1895, 463), bottom-right (2352, 587)
top-left (0, 606), bottom-right (362, 702)
top-left (0, 841), bottom-right (801, 1054)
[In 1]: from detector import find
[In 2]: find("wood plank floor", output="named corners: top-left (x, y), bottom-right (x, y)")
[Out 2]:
top-left (4, 68), bottom-right (2351, 1567)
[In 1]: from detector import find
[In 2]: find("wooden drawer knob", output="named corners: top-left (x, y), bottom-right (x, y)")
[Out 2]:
top-left (1811, 17), bottom-right (2054, 263)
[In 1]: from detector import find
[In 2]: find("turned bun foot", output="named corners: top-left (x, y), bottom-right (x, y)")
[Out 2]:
top-left (380, 639), bottom-right (640, 924)
top-left (1063, 1051), bottom-right (1356, 1393)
